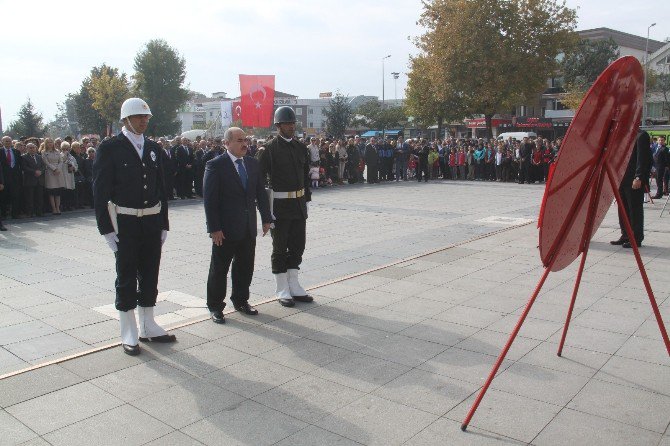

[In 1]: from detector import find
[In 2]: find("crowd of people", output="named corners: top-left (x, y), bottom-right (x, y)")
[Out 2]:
top-left (1, 130), bottom-right (668, 232)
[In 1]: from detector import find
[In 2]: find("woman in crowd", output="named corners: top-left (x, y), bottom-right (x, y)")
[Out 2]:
top-left (42, 138), bottom-right (65, 215)
top-left (336, 140), bottom-right (347, 184)
top-left (60, 141), bottom-right (78, 211)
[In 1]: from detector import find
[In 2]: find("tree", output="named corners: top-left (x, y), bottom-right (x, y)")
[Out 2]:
top-left (133, 39), bottom-right (189, 136)
top-left (354, 99), bottom-right (406, 131)
top-left (71, 65), bottom-right (118, 136)
top-left (45, 101), bottom-right (73, 138)
top-left (417, 0), bottom-right (577, 138)
top-left (88, 68), bottom-right (130, 135)
top-left (7, 98), bottom-right (45, 138)
top-left (405, 54), bottom-right (466, 138)
top-left (324, 92), bottom-right (353, 139)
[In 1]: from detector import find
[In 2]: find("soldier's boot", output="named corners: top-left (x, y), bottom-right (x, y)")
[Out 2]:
top-left (138, 306), bottom-right (176, 343)
top-left (119, 310), bottom-right (140, 356)
top-left (287, 269), bottom-right (313, 302)
top-left (275, 273), bottom-right (295, 307)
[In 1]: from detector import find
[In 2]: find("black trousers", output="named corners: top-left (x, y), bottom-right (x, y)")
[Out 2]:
top-left (367, 165), bottom-right (378, 183)
top-left (618, 183), bottom-right (644, 244)
top-left (114, 230), bottom-right (162, 311)
top-left (417, 161), bottom-right (429, 181)
top-left (655, 166), bottom-right (668, 196)
top-left (23, 185), bottom-right (44, 216)
top-left (519, 162), bottom-right (531, 183)
top-left (270, 218), bottom-right (306, 274)
top-left (206, 233), bottom-right (256, 311)
top-left (0, 178), bottom-right (21, 218)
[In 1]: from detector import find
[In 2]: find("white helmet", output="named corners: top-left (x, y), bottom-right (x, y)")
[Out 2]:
top-left (120, 98), bottom-right (152, 121)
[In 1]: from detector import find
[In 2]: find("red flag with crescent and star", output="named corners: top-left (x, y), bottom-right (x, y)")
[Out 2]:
top-left (232, 101), bottom-right (242, 122)
top-left (239, 74), bottom-right (275, 128)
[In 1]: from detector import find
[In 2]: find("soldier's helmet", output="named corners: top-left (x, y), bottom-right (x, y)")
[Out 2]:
top-left (273, 106), bottom-right (296, 125)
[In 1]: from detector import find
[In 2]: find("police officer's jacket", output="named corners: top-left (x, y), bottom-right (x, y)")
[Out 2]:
top-left (259, 137), bottom-right (311, 220)
top-left (93, 133), bottom-right (169, 236)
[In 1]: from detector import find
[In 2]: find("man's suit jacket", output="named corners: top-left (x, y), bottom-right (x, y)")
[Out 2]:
top-left (203, 154), bottom-right (271, 241)
top-left (176, 145), bottom-right (193, 173)
top-left (0, 147), bottom-right (22, 187)
top-left (161, 148), bottom-right (177, 177)
top-left (21, 153), bottom-right (46, 187)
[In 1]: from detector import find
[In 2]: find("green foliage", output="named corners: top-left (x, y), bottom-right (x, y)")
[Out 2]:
top-left (417, 0), bottom-right (577, 138)
top-left (72, 65), bottom-right (118, 136)
top-left (323, 92), bottom-right (353, 139)
top-left (88, 69), bottom-right (130, 134)
top-left (7, 98), bottom-right (45, 138)
top-left (45, 102), bottom-right (74, 138)
top-left (562, 38), bottom-right (619, 86)
top-left (354, 99), bottom-right (406, 131)
top-left (133, 39), bottom-right (189, 136)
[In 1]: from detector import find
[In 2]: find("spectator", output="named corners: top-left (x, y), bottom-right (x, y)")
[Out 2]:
top-left (60, 141), bottom-right (78, 211)
top-left (1, 135), bottom-right (23, 219)
top-left (42, 137), bottom-right (65, 215)
top-left (21, 142), bottom-right (45, 217)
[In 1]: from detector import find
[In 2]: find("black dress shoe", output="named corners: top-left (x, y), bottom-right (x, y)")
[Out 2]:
top-left (622, 241), bottom-right (641, 249)
top-left (211, 311), bottom-right (225, 324)
top-left (279, 298), bottom-right (295, 307)
top-left (122, 344), bottom-right (140, 355)
top-left (610, 238), bottom-right (627, 245)
top-left (653, 195), bottom-right (663, 199)
top-left (139, 334), bottom-right (177, 343)
top-left (292, 294), bottom-right (314, 303)
top-left (233, 302), bottom-right (258, 315)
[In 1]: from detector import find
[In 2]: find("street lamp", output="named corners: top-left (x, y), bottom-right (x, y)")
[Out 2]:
top-left (381, 54), bottom-right (391, 138)
top-left (391, 72), bottom-right (400, 102)
top-left (642, 22), bottom-right (656, 125)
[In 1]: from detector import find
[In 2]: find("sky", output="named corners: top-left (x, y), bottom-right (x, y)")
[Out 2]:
top-left (1, 0), bottom-right (669, 127)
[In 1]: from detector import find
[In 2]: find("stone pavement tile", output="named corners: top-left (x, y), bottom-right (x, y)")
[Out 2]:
top-left (17, 437), bottom-right (51, 446)
top-left (340, 275), bottom-right (393, 291)
top-left (309, 351), bottom-right (411, 393)
top-left (0, 321), bottom-right (59, 346)
top-left (517, 341), bottom-right (610, 378)
top-left (0, 409), bottom-right (39, 444)
top-left (372, 368), bottom-right (474, 416)
top-left (0, 309), bottom-right (34, 328)
top-left (588, 297), bottom-right (654, 318)
top-left (368, 266), bottom-right (419, 280)
top-left (634, 317), bottom-right (670, 340)
top-left (316, 394), bottom-right (438, 446)
top-left (204, 356), bottom-right (303, 398)
top-left (433, 304), bottom-right (505, 329)
top-left (344, 307), bottom-right (428, 334)
top-left (357, 333), bottom-right (449, 367)
top-left (306, 282), bottom-right (364, 299)
top-left (391, 295), bottom-right (457, 317)
top-left (34, 279), bottom-right (107, 300)
top-left (64, 320), bottom-right (119, 344)
top-left (511, 299), bottom-right (586, 324)
top-left (445, 388), bottom-right (561, 444)
top-left (614, 334), bottom-right (670, 366)
top-left (567, 379), bottom-right (670, 433)
top-left (21, 300), bottom-right (83, 319)
top-left (487, 315), bottom-right (562, 341)
top-left (252, 374), bottom-right (366, 424)
top-left (463, 294), bottom-right (527, 314)
top-left (0, 348), bottom-right (29, 375)
top-left (41, 309), bottom-right (110, 331)
top-left (533, 408), bottom-right (662, 446)
top-left (372, 279), bottom-right (437, 297)
top-left (274, 425), bottom-right (362, 446)
top-left (130, 378), bottom-right (246, 429)
top-left (180, 399), bottom-right (307, 446)
top-left (265, 311), bottom-right (340, 338)
top-left (303, 320), bottom-right (389, 354)
top-left (340, 289), bottom-right (405, 308)
top-left (160, 342), bottom-right (251, 378)
top-left (405, 417), bottom-right (525, 445)
top-left (90, 359), bottom-right (195, 403)
top-left (465, 268), bottom-right (521, 284)
top-left (1, 287), bottom-right (62, 309)
top-left (42, 404), bottom-right (173, 446)
top-left (215, 323), bottom-right (302, 355)
top-left (455, 328), bottom-right (541, 361)
top-left (400, 317), bottom-right (480, 346)
top-left (418, 347), bottom-right (514, 386)
top-left (546, 324), bottom-right (630, 355)
top-left (59, 345), bottom-right (152, 379)
top-left (5, 382), bottom-right (123, 435)
top-left (412, 286), bottom-right (473, 305)
top-left (0, 364), bottom-right (83, 408)
top-left (5, 331), bottom-right (89, 362)
top-left (143, 431), bottom-right (206, 446)
top-left (307, 300), bottom-right (378, 323)
top-left (178, 318), bottom-right (244, 341)
top-left (490, 361), bottom-right (590, 406)
top-left (594, 355), bottom-right (670, 396)
top-left (572, 309), bottom-right (647, 335)
top-left (259, 338), bottom-right (350, 373)
top-left (401, 269), bottom-right (456, 287)
top-left (138, 329), bottom-right (210, 356)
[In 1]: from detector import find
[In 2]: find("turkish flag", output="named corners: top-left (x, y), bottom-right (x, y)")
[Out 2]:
top-left (232, 101), bottom-right (242, 122)
top-left (239, 74), bottom-right (275, 128)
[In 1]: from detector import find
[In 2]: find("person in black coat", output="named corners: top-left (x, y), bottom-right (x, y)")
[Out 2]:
top-left (258, 107), bottom-right (313, 307)
top-left (0, 162), bottom-right (6, 230)
top-left (518, 137), bottom-right (534, 184)
top-left (160, 139), bottom-right (177, 200)
top-left (21, 142), bottom-right (45, 217)
top-left (346, 139), bottom-right (360, 184)
top-left (175, 138), bottom-right (194, 198)
top-left (364, 137), bottom-right (379, 184)
top-left (93, 98), bottom-right (175, 356)
top-left (1, 136), bottom-right (23, 218)
top-left (203, 127), bottom-right (271, 323)
top-left (611, 130), bottom-right (653, 248)
top-left (652, 135), bottom-right (668, 199)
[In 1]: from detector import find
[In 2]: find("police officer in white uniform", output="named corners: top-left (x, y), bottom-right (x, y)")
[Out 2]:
top-left (93, 98), bottom-right (175, 355)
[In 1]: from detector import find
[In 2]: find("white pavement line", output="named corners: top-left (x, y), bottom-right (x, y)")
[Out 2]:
top-left (0, 219), bottom-right (536, 381)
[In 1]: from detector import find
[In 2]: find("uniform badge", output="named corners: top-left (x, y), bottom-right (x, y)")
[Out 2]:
top-left (150, 151), bottom-right (156, 162)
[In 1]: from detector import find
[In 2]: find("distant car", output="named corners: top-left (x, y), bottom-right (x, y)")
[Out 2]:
top-left (497, 131), bottom-right (537, 141)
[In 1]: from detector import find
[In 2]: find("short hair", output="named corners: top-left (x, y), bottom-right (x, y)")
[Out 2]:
top-left (71, 141), bottom-right (81, 149)
top-left (87, 147), bottom-right (95, 154)
top-left (26, 142), bottom-right (37, 149)
top-left (60, 141), bottom-right (71, 150)
top-left (224, 127), bottom-right (243, 142)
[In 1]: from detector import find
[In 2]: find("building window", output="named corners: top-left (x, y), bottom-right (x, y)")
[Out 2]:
top-left (309, 122), bottom-right (313, 128)
top-left (296, 108), bottom-right (303, 115)
top-left (308, 108), bottom-right (314, 114)
top-left (321, 121), bottom-right (325, 128)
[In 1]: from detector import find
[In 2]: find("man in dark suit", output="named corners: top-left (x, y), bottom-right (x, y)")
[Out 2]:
top-left (1, 136), bottom-right (23, 219)
top-left (365, 137), bottom-right (379, 184)
top-left (611, 130), bottom-right (653, 248)
top-left (160, 139), bottom-right (177, 200)
top-left (93, 98), bottom-right (175, 356)
top-left (518, 137), bottom-right (534, 184)
top-left (652, 135), bottom-right (668, 199)
top-left (203, 127), bottom-right (271, 323)
top-left (202, 137), bottom-right (224, 164)
top-left (0, 161), bottom-right (6, 230)
top-left (176, 138), bottom-right (194, 199)
top-left (21, 142), bottom-right (45, 217)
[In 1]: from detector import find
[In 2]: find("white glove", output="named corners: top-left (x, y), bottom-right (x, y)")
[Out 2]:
top-left (104, 232), bottom-right (119, 252)
top-left (161, 230), bottom-right (168, 246)
top-left (306, 202), bottom-right (310, 214)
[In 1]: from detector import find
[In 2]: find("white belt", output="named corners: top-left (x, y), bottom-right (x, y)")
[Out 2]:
top-left (272, 189), bottom-right (304, 199)
top-left (115, 202), bottom-right (161, 217)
